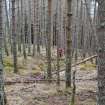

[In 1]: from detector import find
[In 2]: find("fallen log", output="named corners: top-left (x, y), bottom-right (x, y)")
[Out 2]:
top-left (53, 55), bottom-right (97, 74)
top-left (5, 79), bottom-right (65, 85)
top-left (72, 55), bottom-right (97, 67)
top-left (5, 78), bottom-right (96, 85)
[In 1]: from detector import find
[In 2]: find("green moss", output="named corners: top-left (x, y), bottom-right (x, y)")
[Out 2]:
top-left (85, 63), bottom-right (96, 68)
top-left (4, 66), bottom-right (13, 73)
top-left (3, 58), bottom-right (13, 67)
top-left (18, 65), bottom-right (26, 69)
top-left (79, 64), bottom-right (87, 70)
top-left (80, 62), bottom-right (96, 70)
top-left (64, 88), bottom-right (72, 95)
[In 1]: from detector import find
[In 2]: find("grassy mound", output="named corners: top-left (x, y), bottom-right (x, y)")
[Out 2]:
top-left (79, 62), bottom-right (96, 70)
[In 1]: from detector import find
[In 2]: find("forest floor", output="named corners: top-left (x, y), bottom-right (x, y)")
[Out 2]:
top-left (4, 55), bottom-right (97, 105)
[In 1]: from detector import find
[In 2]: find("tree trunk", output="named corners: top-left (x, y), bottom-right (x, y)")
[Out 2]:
top-left (56, 0), bottom-right (60, 86)
top-left (46, 0), bottom-right (52, 80)
top-left (4, 0), bottom-right (9, 56)
top-left (4, 24), bottom-right (9, 56)
top-left (28, 0), bottom-right (32, 54)
top-left (36, 0), bottom-right (40, 54)
top-left (0, 0), bottom-right (6, 104)
top-left (65, 0), bottom-right (72, 88)
top-left (12, 0), bottom-right (18, 73)
top-left (97, 1), bottom-right (105, 105)
top-left (21, 0), bottom-right (27, 59)
top-left (33, 0), bottom-right (36, 57)
top-left (17, 0), bottom-right (22, 53)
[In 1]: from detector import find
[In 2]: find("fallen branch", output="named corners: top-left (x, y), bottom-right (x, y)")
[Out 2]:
top-left (5, 79), bottom-right (65, 85)
top-left (72, 55), bottom-right (97, 67)
top-left (5, 78), bottom-right (96, 85)
top-left (53, 55), bottom-right (97, 74)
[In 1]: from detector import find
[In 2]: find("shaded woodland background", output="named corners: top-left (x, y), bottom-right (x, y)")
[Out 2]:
top-left (0, 0), bottom-right (105, 105)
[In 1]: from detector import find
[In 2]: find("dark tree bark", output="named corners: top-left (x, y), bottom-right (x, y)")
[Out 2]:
top-left (46, 0), bottom-right (52, 80)
top-left (17, 0), bottom-right (22, 53)
top-left (56, 0), bottom-right (60, 86)
top-left (97, 0), bottom-right (105, 105)
top-left (28, 0), bottom-right (32, 54)
top-left (22, 0), bottom-right (27, 60)
top-left (0, 0), bottom-right (6, 104)
top-left (33, 0), bottom-right (36, 57)
top-left (65, 0), bottom-right (72, 88)
top-left (12, 0), bottom-right (18, 73)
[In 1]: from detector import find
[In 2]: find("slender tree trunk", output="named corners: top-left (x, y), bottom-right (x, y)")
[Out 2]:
top-left (4, 0), bottom-right (9, 56)
top-left (4, 0), bottom-right (10, 38)
top-left (21, 0), bottom-right (27, 59)
top-left (65, 0), bottom-right (72, 88)
top-left (17, 0), bottom-right (22, 53)
top-left (43, 0), bottom-right (47, 48)
top-left (56, 32), bottom-right (60, 86)
top-left (55, 0), bottom-right (60, 86)
top-left (33, 0), bottom-right (36, 57)
top-left (36, 0), bottom-right (40, 54)
top-left (9, 0), bottom-right (13, 55)
top-left (4, 24), bottom-right (9, 56)
top-left (46, 0), bottom-right (52, 80)
top-left (12, 0), bottom-right (18, 73)
top-left (70, 71), bottom-right (76, 105)
top-left (28, 0), bottom-right (32, 54)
